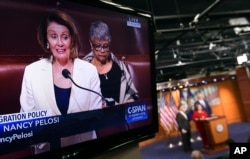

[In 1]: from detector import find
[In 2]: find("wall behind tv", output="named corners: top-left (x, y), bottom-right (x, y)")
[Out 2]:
top-left (236, 66), bottom-right (250, 122)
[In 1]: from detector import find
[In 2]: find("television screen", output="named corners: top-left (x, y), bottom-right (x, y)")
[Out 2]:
top-left (0, 0), bottom-right (158, 158)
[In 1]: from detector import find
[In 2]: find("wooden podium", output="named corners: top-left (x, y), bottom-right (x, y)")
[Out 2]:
top-left (200, 115), bottom-right (229, 154)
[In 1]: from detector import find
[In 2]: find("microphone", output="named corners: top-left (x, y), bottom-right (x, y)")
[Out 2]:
top-left (62, 69), bottom-right (114, 107)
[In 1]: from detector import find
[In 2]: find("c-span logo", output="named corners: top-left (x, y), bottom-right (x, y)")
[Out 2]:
top-left (125, 102), bottom-right (148, 123)
top-left (230, 143), bottom-right (250, 159)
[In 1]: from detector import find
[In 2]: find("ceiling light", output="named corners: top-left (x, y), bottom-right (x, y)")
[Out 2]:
top-left (209, 42), bottom-right (216, 50)
top-left (229, 17), bottom-right (250, 35)
top-left (237, 53), bottom-right (248, 65)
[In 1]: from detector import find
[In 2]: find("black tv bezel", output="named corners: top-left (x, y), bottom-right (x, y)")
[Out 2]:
top-left (2, 0), bottom-right (158, 158)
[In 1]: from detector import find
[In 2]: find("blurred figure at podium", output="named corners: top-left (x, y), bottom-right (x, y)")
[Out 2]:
top-left (192, 103), bottom-right (209, 148)
top-left (176, 104), bottom-right (193, 152)
top-left (194, 93), bottom-right (212, 116)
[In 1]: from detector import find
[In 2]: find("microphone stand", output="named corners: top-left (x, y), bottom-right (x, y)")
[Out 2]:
top-left (68, 76), bottom-right (108, 107)
top-left (62, 69), bottom-right (114, 107)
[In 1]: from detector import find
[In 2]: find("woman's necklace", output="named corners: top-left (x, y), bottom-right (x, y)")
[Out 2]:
top-left (104, 73), bottom-right (108, 80)
top-left (92, 59), bottom-right (110, 80)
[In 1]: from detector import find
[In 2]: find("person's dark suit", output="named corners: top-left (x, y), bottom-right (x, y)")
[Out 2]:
top-left (176, 111), bottom-right (192, 152)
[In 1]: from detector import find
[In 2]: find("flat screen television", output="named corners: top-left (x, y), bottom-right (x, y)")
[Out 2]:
top-left (0, 0), bottom-right (158, 158)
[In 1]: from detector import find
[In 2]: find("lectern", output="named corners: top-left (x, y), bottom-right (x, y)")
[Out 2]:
top-left (200, 115), bottom-right (229, 154)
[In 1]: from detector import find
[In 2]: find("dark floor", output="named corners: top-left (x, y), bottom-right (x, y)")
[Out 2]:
top-left (140, 122), bottom-right (250, 159)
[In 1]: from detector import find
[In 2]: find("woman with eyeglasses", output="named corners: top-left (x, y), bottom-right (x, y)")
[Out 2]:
top-left (83, 20), bottom-right (139, 107)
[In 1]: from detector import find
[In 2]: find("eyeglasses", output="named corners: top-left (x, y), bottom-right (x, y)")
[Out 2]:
top-left (91, 42), bottom-right (110, 51)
